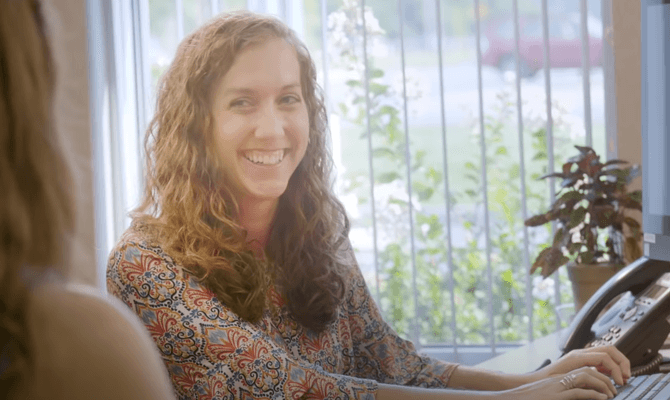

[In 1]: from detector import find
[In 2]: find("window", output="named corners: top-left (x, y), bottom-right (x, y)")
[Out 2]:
top-left (93, 0), bottom-right (611, 365)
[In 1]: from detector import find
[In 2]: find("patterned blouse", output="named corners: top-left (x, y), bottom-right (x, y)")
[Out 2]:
top-left (106, 225), bottom-right (459, 399)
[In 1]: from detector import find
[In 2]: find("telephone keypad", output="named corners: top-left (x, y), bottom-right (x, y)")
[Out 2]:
top-left (587, 325), bottom-right (626, 348)
top-left (588, 297), bottom-right (658, 349)
top-left (622, 306), bottom-right (639, 321)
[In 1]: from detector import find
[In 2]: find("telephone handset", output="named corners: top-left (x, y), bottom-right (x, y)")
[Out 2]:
top-left (561, 257), bottom-right (670, 375)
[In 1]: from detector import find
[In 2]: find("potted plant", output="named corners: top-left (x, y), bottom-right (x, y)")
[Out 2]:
top-left (525, 145), bottom-right (643, 311)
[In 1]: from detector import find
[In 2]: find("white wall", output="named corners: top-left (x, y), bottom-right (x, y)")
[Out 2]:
top-left (611, 0), bottom-right (643, 245)
top-left (49, 0), bottom-right (98, 286)
top-left (612, 1), bottom-right (642, 190)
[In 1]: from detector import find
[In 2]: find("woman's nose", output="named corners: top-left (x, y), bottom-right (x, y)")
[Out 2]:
top-left (255, 105), bottom-right (284, 138)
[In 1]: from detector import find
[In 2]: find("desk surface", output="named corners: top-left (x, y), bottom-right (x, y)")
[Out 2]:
top-left (475, 330), bottom-right (564, 374)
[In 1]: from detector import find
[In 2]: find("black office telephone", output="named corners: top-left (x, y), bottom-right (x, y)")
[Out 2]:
top-left (561, 257), bottom-right (670, 376)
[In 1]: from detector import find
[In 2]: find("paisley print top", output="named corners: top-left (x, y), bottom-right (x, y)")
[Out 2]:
top-left (106, 225), bottom-right (459, 399)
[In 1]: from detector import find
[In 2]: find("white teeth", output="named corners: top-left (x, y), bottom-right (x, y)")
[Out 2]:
top-left (243, 150), bottom-right (285, 165)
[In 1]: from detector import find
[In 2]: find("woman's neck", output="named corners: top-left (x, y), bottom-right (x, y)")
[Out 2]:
top-left (238, 198), bottom-right (278, 256)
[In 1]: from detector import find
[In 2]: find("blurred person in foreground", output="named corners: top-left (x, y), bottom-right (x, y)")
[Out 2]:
top-left (107, 10), bottom-right (630, 400)
top-left (0, 1), bottom-right (176, 398)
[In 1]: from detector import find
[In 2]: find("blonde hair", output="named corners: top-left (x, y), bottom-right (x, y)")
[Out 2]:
top-left (0, 0), bottom-right (74, 395)
top-left (136, 11), bottom-right (350, 332)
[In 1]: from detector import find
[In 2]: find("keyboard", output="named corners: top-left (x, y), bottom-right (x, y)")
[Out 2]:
top-left (613, 373), bottom-right (670, 399)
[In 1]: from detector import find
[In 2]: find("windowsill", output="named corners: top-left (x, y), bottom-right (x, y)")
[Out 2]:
top-left (419, 344), bottom-right (524, 366)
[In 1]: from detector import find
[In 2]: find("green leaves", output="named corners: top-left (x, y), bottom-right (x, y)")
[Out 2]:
top-left (568, 207), bottom-right (587, 229)
top-left (524, 145), bottom-right (642, 272)
top-left (345, 79), bottom-right (362, 88)
top-left (554, 190), bottom-right (582, 210)
top-left (369, 82), bottom-right (389, 96)
top-left (370, 68), bottom-right (384, 79)
top-left (413, 181), bottom-right (434, 202)
top-left (372, 147), bottom-right (396, 158)
top-left (553, 227), bottom-right (566, 246)
top-left (592, 205), bottom-right (616, 228)
top-left (619, 191), bottom-right (642, 210)
top-left (525, 213), bottom-right (550, 227)
top-left (377, 172), bottom-right (401, 183)
top-left (531, 247), bottom-right (569, 278)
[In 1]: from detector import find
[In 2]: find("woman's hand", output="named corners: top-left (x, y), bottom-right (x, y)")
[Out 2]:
top-left (534, 345), bottom-right (631, 386)
top-left (502, 367), bottom-right (619, 400)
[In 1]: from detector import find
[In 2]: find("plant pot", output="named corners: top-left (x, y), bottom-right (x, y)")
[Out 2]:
top-left (567, 263), bottom-right (622, 312)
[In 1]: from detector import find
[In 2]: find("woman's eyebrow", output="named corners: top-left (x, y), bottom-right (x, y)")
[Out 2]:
top-left (223, 87), bottom-right (255, 97)
top-left (223, 83), bottom-right (301, 97)
top-left (280, 83), bottom-right (301, 91)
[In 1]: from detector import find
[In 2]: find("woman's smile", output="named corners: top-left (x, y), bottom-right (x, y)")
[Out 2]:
top-left (242, 149), bottom-right (286, 166)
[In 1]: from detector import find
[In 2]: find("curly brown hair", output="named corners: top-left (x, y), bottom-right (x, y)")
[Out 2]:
top-left (135, 11), bottom-right (350, 333)
top-left (0, 0), bottom-right (74, 396)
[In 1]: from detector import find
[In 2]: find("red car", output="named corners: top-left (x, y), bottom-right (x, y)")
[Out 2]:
top-left (480, 13), bottom-right (604, 77)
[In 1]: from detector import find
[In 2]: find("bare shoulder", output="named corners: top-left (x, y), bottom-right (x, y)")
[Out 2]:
top-left (28, 282), bottom-right (176, 400)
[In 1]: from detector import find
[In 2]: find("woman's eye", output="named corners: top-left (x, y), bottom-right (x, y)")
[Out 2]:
top-left (280, 96), bottom-right (301, 105)
top-left (230, 99), bottom-right (251, 108)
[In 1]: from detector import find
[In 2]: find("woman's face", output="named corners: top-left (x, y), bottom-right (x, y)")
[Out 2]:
top-left (211, 37), bottom-right (309, 204)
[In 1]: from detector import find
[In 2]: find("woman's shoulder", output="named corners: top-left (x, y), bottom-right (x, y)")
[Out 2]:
top-left (108, 221), bottom-right (177, 270)
top-left (113, 219), bottom-right (165, 252)
top-left (27, 281), bottom-right (176, 399)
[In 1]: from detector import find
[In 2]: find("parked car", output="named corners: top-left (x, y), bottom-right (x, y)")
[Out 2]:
top-left (480, 13), bottom-right (604, 78)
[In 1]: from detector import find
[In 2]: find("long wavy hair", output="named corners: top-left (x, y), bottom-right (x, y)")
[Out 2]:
top-left (136, 11), bottom-right (350, 332)
top-left (0, 0), bottom-right (74, 396)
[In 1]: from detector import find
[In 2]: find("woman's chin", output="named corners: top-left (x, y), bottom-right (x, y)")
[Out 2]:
top-left (244, 183), bottom-right (290, 202)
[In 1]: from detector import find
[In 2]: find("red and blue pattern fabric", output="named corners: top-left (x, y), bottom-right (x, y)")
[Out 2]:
top-left (106, 225), bottom-right (458, 399)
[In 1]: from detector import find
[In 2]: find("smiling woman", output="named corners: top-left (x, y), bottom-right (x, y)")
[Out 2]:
top-left (106, 10), bottom-right (631, 400)
top-left (123, 11), bottom-right (345, 334)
